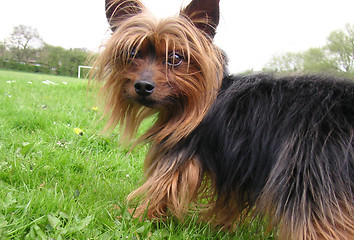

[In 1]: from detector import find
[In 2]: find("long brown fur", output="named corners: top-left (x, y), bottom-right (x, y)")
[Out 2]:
top-left (93, 0), bottom-right (223, 220)
top-left (92, 1), bottom-right (354, 239)
top-left (94, 5), bottom-right (224, 148)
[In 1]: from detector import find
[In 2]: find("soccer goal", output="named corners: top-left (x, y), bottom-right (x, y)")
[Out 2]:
top-left (78, 65), bottom-right (93, 79)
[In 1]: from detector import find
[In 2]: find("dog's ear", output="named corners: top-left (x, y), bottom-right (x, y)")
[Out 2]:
top-left (105, 0), bottom-right (144, 31)
top-left (181, 0), bottom-right (220, 38)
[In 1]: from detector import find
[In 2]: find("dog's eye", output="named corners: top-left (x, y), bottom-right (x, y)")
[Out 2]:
top-left (166, 52), bottom-right (183, 67)
top-left (128, 48), bottom-right (141, 59)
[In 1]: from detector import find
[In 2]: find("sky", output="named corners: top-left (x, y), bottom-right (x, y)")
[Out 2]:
top-left (1, 0), bottom-right (353, 73)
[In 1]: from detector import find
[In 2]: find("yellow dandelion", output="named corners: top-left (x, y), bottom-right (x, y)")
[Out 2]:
top-left (73, 128), bottom-right (84, 136)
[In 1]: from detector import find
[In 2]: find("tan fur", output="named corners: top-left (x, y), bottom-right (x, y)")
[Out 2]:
top-left (127, 153), bottom-right (203, 220)
top-left (92, 0), bottom-right (224, 222)
top-left (92, 10), bottom-right (224, 151)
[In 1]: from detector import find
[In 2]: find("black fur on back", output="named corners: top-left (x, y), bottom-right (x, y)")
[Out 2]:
top-left (182, 74), bottom-right (353, 217)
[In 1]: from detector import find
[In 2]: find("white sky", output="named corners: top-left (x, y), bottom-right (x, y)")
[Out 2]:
top-left (1, 0), bottom-right (353, 73)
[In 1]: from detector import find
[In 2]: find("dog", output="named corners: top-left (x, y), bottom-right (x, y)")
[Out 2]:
top-left (93, 0), bottom-right (354, 239)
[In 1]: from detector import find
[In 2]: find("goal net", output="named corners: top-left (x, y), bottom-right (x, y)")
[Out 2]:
top-left (78, 65), bottom-right (93, 79)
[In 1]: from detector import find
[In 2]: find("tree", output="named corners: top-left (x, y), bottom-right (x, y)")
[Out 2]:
top-left (326, 23), bottom-right (354, 73)
top-left (264, 52), bottom-right (303, 72)
top-left (264, 23), bottom-right (354, 76)
top-left (7, 25), bottom-right (43, 63)
top-left (39, 44), bottom-right (67, 72)
top-left (39, 44), bottom-right (89, 76)
top-left (1, 25), bottom-right (90, 76)
top-left (0, 41), bottom-right (7, 59)
top-left (265, 48), bottom-right (338, 74)
top-left (301, 48), bottom-right (338, 73)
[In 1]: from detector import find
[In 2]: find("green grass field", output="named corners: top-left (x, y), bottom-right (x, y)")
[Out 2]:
top-left (0, 70), bottom-right (272, 239)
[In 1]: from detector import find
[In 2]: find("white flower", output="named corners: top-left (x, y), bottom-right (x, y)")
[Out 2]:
top-left (42, 80), bottom-right (58, 85)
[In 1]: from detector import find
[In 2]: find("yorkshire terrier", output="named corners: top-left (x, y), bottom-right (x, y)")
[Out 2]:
top-left (93, 0), bottom-right (354, 239)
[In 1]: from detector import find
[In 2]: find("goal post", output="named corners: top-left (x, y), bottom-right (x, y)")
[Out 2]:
top-left (78, 65), bottom-right (93, 79)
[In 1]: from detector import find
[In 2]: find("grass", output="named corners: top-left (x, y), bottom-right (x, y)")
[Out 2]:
top-left (0, 69), bottom-right (273, 239)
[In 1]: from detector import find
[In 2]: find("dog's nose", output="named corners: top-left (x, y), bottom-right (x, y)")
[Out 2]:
top-left (134, 80), bottom-right (155, 96)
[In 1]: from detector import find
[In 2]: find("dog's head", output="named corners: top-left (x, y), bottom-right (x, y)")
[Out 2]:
top-left (95, 0), bottom-right (225, 146)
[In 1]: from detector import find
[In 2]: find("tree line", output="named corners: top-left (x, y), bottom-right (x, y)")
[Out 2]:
top-left (0, 25), bottom-right (91, 77)
top-left (264, 23), bottom-right (354, 78)
top-left (1, 24), bottom-right (353, 78)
